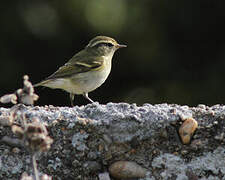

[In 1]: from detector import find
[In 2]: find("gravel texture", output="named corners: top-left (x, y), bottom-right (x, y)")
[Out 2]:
top-left (0, 103), bottom-right (225, 179)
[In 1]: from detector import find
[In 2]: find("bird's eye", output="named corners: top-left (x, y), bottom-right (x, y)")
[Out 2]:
top-left (100, 42), bottom-right (114, 47)
top-left (105, 43), bottom-right (114, 47)
top-left (93, 42), bottom-right (114, 48)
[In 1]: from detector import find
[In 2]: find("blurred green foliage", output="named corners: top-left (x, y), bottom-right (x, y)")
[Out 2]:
top-left (1, 0), bottom-right (225, 106)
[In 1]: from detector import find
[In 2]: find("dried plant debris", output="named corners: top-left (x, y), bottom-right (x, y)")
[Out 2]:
top-left (0, 113), bottom-right (13, 126)
top-left (0, 104), bottom-right (29, 127)
top-left (12, 109), bottom-right (53, 180)
top-left (0, 93), bottom-right (17, 104)
top-left (0, 75), bottom-right (38, 105)
top-left (0, 103), bottom-right (53, 180)
top-left (12, 117), bottom-right (53, 153)
top-left (1, 104), bottom-right (53, 152)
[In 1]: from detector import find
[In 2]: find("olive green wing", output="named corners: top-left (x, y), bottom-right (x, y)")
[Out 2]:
top-left (44, 50), bottom-right (104, 80)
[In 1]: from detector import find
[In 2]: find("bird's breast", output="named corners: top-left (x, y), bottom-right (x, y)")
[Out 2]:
top-left (70, 58), bottom-right (112, 94)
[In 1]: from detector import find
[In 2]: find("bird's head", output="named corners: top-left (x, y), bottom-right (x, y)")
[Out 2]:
top-left (86, 36), bottom-right (126, 56)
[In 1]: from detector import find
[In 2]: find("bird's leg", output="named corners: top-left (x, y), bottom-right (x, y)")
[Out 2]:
top-left (83, 92), bottom-right (94, 103)
top-left (70, 93), bottom-right (75, 106)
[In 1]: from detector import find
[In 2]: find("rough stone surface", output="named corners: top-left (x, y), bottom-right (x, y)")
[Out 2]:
top-left (0, 103), bottom-right (225, 179)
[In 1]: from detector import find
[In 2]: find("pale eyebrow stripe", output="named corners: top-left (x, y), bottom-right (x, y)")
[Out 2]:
top-left (89, 40), bottom-right (113, 47)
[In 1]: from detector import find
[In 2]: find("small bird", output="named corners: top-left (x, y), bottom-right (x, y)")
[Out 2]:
top-left (34, 36), bottom-right (126, 106)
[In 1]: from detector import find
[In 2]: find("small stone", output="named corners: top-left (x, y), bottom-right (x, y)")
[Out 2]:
top-left (179, 114), bottom-right (192, 121)
top-left (87, 151), bottom-right (98, 160)
top-left (186, 169), bottom-right (198, 180)
top-left (159, 129), bottom-right (168, 139)
top-left (170, 108), bottom-right (177, 114)
top-left (181, 149), bottom-right (188, 155)
top-left (41, 174), bottom-right (52, 180)
top-left (190, 139), bottom-right (207, 150)
top-left (179, 117), bottom-right (198, 144)
top-left (83, 161), bottom-right (101, 174)
top-left (12, 147), bottom-right (20, 154)
top-left (72, 159), bottom-right (81, 167)
top-left (109, 161), bottom-right (147, 179)
top-left (197, 104), bottom-right (206, 109)
top-left (98, 172), bottom-right (111, 180)
top-left (214, 132), bottom-right (224, 141)
top-left (206, 124), bottom-right (213, 128)
top-left (20, 172), bottom-right (33, 180)
top-left (208, 109), bottom-right (215, 116)
top-left (103, 134), bottom-right (112, 145)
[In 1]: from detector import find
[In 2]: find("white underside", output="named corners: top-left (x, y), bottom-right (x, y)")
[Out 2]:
top-left (43, 57), bottom-right (112, 95)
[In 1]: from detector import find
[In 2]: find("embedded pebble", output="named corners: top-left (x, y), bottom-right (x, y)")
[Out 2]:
top-left (83, 161), bottom-right (101, 173)
top-left (197, 104), bottom-right (206, 108)
top-left (12, 147), bottom-right (20, 154)
top-left (98, 172), bottom-right (111, 180)
top-left (181, 150), bottom-right (188, 155)
top-left (87, 151), bottom-right (98, 160)
top-left (109, 161), bottom-right (147, 179)
top-left (214, 132), bottom-right (224, 141)
top-left (179, 117), bottom-right (198, 144)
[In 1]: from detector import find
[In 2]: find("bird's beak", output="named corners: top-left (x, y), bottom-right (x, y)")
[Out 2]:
top-left (116, 44), bottom-right (127, 48)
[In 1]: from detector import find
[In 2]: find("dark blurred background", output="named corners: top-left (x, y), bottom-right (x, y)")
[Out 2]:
top-left (1, 0), bottom-right (225, 107)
